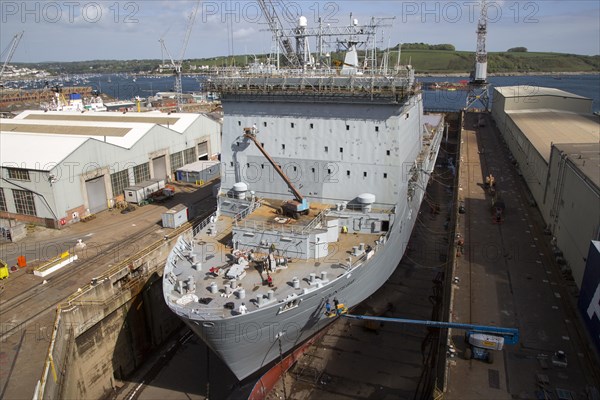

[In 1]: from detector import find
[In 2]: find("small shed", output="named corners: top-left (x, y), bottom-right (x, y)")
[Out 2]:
top-left (176, 160), bottom-right (220, 184)
top-left (162, 204), bottom-right (188, 229)
top-left (124, 179), bottom-right (165, 204)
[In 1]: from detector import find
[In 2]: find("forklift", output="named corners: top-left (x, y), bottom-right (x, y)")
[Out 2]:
top-left (342, 314), bottom-right (519, 364)
top-left (243, 127), bottom-right (309, 219)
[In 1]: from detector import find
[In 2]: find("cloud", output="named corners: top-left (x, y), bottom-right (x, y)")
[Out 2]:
top-left (1, 0), bottom-right (598, 62)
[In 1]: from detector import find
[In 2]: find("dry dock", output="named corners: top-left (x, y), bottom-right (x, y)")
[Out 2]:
top-left (262, 110), bottom-right (600, 400)
top-left (445, 112), bottom-right (600, 398)
top-left (115, 113), bottom-right (462, 400)
top-left (0, 183), bottom-right (216, 400)
top-left (3, 112), bottom-right (598, 400)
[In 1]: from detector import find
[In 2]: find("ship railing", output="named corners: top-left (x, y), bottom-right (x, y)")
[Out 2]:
top-left (210, 74), bottom-right (414, 93)
top-left (341, 203), bottom-right (397, 214)
top-left (193, 211), bottom-right (219, 236)
top-left (232, 200), bottom-right (261, 224)
top-left (214, 66), bottom-right (414, 79)
top-left (301, 210), bottom-right (327, 234)
top-left (171, 303), bottom-right (229, 319)
top-left (235, 219), bottom-right (313, 236)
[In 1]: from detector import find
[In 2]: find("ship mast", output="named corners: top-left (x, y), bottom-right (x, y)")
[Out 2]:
top-left (466, 0), bottom-right (490, 111)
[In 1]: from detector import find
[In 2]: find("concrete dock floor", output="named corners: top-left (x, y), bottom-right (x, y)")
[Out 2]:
top-left (446, 112), bottom-right (600, 399)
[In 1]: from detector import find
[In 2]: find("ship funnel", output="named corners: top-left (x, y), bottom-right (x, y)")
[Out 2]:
top-left (232, 182), bottom-right (248, 199)
top-left (357, 193), bottom-right (376, 212)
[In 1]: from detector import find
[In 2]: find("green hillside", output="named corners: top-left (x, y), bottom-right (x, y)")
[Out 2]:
top-left (186, 50), bottom-right (599, 74)
top-left (395, 50), bottom-right (599, 73)
top-left (12, 50), bottom-right (599, 75)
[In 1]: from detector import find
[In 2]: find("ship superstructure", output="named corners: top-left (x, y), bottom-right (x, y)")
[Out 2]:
top-left (163, 14), bottom-right (444, 380)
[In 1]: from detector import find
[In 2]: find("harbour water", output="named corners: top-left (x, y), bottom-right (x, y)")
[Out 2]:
top-left (5, 73), bottom-right (599, 112)
top-left (419, 74), bottom-right (600, 112)
top-left (92, 73), bottom-right (600, 112)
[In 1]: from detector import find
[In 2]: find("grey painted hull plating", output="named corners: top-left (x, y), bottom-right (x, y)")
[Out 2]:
top-left (179, 185), bottom-right (429, 381)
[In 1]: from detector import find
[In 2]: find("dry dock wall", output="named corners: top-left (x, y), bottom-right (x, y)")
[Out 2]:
top-left (37, 228), bottom-right (194, 400)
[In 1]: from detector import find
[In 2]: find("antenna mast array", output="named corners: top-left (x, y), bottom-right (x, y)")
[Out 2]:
top-left (257, 0), bottom-right (300, 68)
top-left (466, 0), bottom-right (490, 110)
top-left (259, 1), bottom-right (392, 73)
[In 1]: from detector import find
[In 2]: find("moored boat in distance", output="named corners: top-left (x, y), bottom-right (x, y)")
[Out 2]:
top-left (163, 13), bottom-right (445, 381)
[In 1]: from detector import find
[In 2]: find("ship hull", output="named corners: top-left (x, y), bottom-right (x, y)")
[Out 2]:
top-left (179, 181), bottom-right (430, 380)
top-left (164, 69), bottom-right (444, 380)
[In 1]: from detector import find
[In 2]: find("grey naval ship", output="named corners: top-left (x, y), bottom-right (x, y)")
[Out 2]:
top-left (163, 15), bottom-right (445, 380)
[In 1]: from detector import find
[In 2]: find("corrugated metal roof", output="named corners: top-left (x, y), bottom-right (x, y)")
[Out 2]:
top-left (0, 133), bottom-right (89, 170)
top-left (23, 113), bottom-right (181, 125)
top-left (12, 110), bottom-right (198, 133)
top-left (495, 85), bottom-right (590, 100)
top-left (553, 142), bottom-right (600, 189)
top-left (177, 160), bottom-right (220, 173)
top-left (1, 122), bottom-right (131, 136)
top-left (507, 109), bottom-right (600, 162)
top-left (0, 110), bottom-right (204, 171)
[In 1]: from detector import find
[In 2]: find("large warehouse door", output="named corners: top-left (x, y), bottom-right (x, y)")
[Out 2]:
top-left (197, 141), bottom-right (208, 160)
top-left (153, 156), bottom-right (167, 180)
top-left (86, 177), bottom-right (107, 214)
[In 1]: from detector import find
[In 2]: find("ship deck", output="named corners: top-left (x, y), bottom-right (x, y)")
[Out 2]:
top-left (164, 201), bottom-right (386, 319)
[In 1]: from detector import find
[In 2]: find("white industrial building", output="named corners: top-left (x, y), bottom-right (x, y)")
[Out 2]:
top-left (0, 110), bottom-right (221, 228)
top-left (492, 86), bottom-right (600, 288)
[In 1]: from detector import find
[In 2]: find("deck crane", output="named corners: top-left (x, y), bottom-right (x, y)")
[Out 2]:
top-left (243, 127), bottom-right (309, 219)
top-left (0, 31), bottom-right (24, 86)
top-left (342, 314), bottom-right (519, 364)
top-left (159, 1), bottom-right (199, 111)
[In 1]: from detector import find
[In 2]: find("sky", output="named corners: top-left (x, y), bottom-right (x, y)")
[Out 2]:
top-left (1, 0), bottom-right (599, 63)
